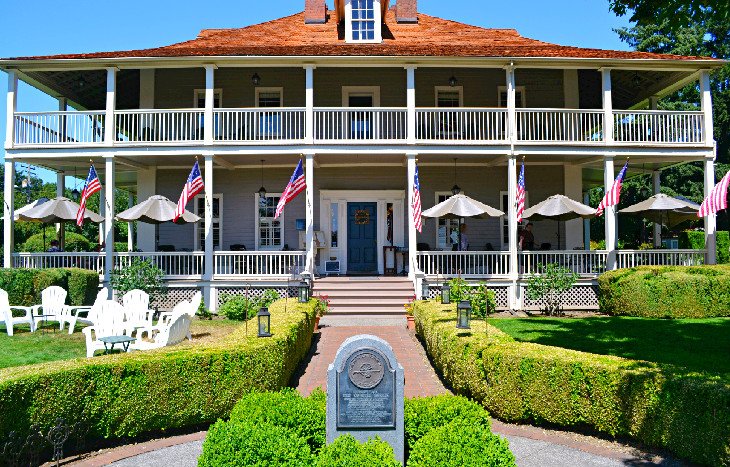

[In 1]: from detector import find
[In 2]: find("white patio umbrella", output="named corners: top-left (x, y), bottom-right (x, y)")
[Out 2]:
top-left (17, 196), bottom-right (103, 224)
top-left (619, 193), bottom-right (700, 227)
top-left (522, 194), bottom-right (596, 250)
top-left (421, 194), bottom-right (504, 248)
top-left (115, 195), bottom-right (200, 224)
top-left (2, 197), bottom-right (50, 221)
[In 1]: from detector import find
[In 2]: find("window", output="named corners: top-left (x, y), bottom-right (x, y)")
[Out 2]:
top-left (194, 195), bottom-right (222, 251)
top-left (435, 86), bottom-right (464, 136)
top-left (435, 192), bottom-right (461, 250)
top-left (257, 194), bottom-right (283, 250)
top-left (435, 87), bottom-right (463, 107)
top-left (498, 86), bottom-right (526, 108)
top-left (330, 203), bottom-right (339, 248)
top-left (346, 0), bottom-right (381, 43)
top-left (500, 191), bottom-right (528, 248)
top-left (255, 87), bottom-right (283, 136)
top-left (193, 89), bottom-right (222, 108)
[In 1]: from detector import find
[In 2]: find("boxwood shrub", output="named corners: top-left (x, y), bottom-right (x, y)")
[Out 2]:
top-left (21, 231), bottom-right (91, 252)
top-left (0, 299), bottom-right (318, 452)
top-left (0, 267), bottom-right (99, 306)
top-left (413, 300), bottom-right (730, 466)
top-left (679, 230), bottom-right (729, 264)
top-left (598, 265), bottom-right (730, 318)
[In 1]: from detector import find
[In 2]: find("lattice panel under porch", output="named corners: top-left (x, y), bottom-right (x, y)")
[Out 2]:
top-left (152, 287), bottom-right (200, 310)
top-left (216, 286), bottom-right (297, 308)
top-left (521, 284), bottom-right (599, 310)
top-left (427, 286), bottom-right (509, 310)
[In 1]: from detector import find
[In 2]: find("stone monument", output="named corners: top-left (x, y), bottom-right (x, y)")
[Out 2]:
top-left (326, 334), bottom-right (405, 464)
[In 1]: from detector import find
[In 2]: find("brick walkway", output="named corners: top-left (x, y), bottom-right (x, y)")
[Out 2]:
top-left (293, 325), bottom-right (447, 398)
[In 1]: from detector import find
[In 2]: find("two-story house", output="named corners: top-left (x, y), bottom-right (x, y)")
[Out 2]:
top-left (1, 0), bottom-right (723, 311)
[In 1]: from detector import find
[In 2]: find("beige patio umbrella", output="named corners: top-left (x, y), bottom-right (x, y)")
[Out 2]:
top-left (4, 197), bottom-right (50, 221)
top-left (115, 195), bottom-right (200, 224)
top-left (421, 194), bottom-right (504, 248)
top-left (17, 196), bottom-right (103, 224)
top-left (619, 193), bottom-right (699, 227)
top-left (522, 194), bottom-right (596, 250)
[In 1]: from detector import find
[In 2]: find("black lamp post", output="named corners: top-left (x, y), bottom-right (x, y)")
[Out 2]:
top-left (257, 307), bottom-right (272, 337)
top-left (298, 280), bottom-right (310, 303)
top-left (456, 300), bottom-right (472, 329)
top-left (441, 283), bottom-right (451, 304)
top-left (421, 280), bottom-right (429, 300)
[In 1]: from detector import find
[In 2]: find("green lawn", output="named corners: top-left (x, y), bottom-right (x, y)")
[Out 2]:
top-left (0, 318), bottom-right (242, 369)
top-left (490, 316), bottom-right (730, 378)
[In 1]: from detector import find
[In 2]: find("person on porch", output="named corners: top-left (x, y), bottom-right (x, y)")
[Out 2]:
top-left (47, 239), bottom-right (62, 252)
top-left (458, 223), bottom-right (469, 251)
top-left (519, 223), bottom-right (535, 251)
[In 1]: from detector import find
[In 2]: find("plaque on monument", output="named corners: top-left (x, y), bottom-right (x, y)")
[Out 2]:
top-left (327, 334), bottom-right (405, 464)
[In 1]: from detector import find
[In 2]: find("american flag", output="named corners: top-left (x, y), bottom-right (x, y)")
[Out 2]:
top-left (412, 164), bottom-right (422, 233)
top-left (596, 161), bottom-right (629, 216)
top-left (76, 164), bottom-right (102, 226)
top-left (174, 161), bottom-right (204, 222)
top-left (516, 161), bottom-right (526, 222)
top-left (274, 159), bottom-right (306, 220)
top-left (698, 170), bottom-right (730, 218)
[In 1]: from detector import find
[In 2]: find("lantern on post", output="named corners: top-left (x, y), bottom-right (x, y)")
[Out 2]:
top-left (421, 280), bottom-right (429, 300)
top-left (441, 283), bottom-right (451, 304)
top-left (257, 307), bottom-right (272, 337)
top-left (298, 280), bottom-right (310, 303)
top-left (456, 300), bottom-right (471, 329)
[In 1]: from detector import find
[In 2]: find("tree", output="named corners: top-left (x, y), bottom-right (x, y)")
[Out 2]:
top-left (609, 0), bottom-right (729, 32)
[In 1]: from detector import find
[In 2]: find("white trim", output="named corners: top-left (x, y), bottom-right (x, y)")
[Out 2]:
top-left (194, 193), bottom-right (223, 251)
top-left (255, 87), bottom-right (284, 107)
top-left (255, 192), bottom-right (285, 251)
top-left (498, 85), bottom-right (526, 107)
top-left (193, 88), bottom-right (223, 108)
top-left (434, 86), bottom-right (464, 107)
top-left (344, 0), bottom-right (383, 44)
top-left (341, 86), bottom-right (381, 107)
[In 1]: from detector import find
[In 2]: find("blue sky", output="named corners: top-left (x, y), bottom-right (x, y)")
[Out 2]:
top-left (0, 0), bottom-right (631, 182)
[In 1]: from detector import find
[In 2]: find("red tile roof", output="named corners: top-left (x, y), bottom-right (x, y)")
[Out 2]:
top-left (3, 10), bottom-right (718, 62)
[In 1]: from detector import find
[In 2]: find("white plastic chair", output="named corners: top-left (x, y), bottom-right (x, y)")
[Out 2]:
top-left (81, 301), bottom-right (133, 358)
top-left (32, 286), bottom-right (68, 331)
top-left (130, 312), bottom-right (191, 351)
top-left (122, 289), bottom-right (154, 330)
top-left (0, 289), bottom-right (36, 336)
top-left (145, 300), bottom-right (193, 340)
top-left (64, 288), bottom-right (109, 334)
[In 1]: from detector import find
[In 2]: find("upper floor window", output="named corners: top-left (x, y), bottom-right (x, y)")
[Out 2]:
top-left (194, 194), bottom-right (222, 251)
top-left (498, 86), bottom-right (526, 108)
top-left (194, 89), bottom-right (222, 108)
top-left (346, 0), bottom-right (382, 43)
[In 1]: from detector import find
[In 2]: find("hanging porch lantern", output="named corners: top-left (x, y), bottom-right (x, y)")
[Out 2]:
top-left (298, 280), bottom-right (310, 303)
top-left (456, 300), bottom-right (472, 329)
top-left (441, 283), bottom-right (451, 304)
top-left (257, 307), bottom-right (272, 337)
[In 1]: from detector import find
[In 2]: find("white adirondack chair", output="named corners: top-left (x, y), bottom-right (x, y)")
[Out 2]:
top-left (130, 312), bottom-right (192, 351)
top-left (122, 289), bottom-right (154, 330)
top-left (0, 289), bottom-right (36, 336)
top-left (63, 288), bottom-right (109, 334)
top-left (32, 286), bottom-right (68, 331)
top-left (81, 301), bottom-right (134, 358)
top-left (189, 291), bottom-right (202, 316)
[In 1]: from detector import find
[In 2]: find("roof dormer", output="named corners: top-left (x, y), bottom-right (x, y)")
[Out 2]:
top-left (345, 0), bottom-right (383, 43)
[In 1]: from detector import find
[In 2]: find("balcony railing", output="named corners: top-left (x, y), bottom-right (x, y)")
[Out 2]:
top-left (417, 251), bottom-right (511, 278)
top-left (616, 249), bottom-right (706, 268)
top-left (11, 108), bottom-right (708, 147)
top-left (214, 251), bottom-right (305, 278)
top-left (12, 252), bottom-right (105, 272)
top-left (114, 252), bottom-right (205, 279)
top-left (519, 251), bottom-right (608, 276)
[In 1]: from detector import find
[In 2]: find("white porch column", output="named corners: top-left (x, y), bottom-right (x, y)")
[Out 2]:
top-left (653, 171), bottom-right (662, 247)
top-left (203, 154), bottom-right (214, 308)
top-left (305, 152), bottom-right (315, 275)
top-left (56, 172), bottom-right (65, 247)
top-left (507, 155), bottom-right (519, 309)
top-left (103, 157), bottom-right (115, 287)
top-left (604, 157), bottom-right (617, 269)
top-left (704, 157), bottom-right (717, 264)
top-left (127, 193), bottom-right (134, 251)
top-left (304, 65), bottom-right (315, 144)
top-left (5, 70), bottom-right (17, 150)
top-left (3, 161), bottom-right (15, 268)
top-left (505, 67), bottom-right (517, 143)
top-left (204, 65), bottom-right (215, 145)
top-left (700, 70), bottom-right (714, 146)
top-left (601, 69), bottom-right (614, 144)
top-left (136, 168), bottom-right (157, 251)
top-left (104, 68), bottom-right (116, 146)
top-left (583, 192), bottom-right (591, 250)
top-left (405, 66), bottom-right (416, 144)
top-left (58, 98), bottom-right (67, 143)
top-left (406, 153), bottom-right (417, 280)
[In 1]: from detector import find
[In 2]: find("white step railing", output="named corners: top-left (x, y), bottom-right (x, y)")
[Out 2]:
top-left (519, 251), bottom-right (608, 276)
top-left (12, 252), bottom-right (104, 272)
top-left (517, 109), bottom-right (604, 143)
top-left (115, 109), bottom-right (204, 143)
top-left (113, 252), bottom-right (205, 279)
top-left (14, 111), bottom-right (106, 145)
top-left (214, 108), bottom-right (306, 142)
top-left (214, 251), bottom-right (305, 278)
top-left (415, 108), bottom-right (508, 142)
top-left (314, 108), bottom-right (407, 142)
top-left (417, 251), bottom-right (511, 278)
top-left (616, 249), bottom-right (706, 268)
top-left (613, 110), bottom-right (704, 144)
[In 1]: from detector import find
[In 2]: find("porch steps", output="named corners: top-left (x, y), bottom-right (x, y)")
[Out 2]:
top-left (313, 276), bottom-right (413, 318)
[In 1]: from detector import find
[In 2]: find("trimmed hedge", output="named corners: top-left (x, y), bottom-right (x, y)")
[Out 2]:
top-left (0, 299), bottom-right (318, 450)
top-left (22, 231), bottom-right (91, 252)
top-left (598, 265), bottom-right (730, 318)
top-left (0, 268), bottom-right (99, 306)
top-left (679, 230), bottom-right (730, 264)
top-left (414, 300), bottom-right (730, 466)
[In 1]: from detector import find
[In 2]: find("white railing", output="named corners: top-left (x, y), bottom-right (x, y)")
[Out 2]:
top-left (314, 108), bottom-right (407, 142)
top-left (613, 110), bottom-right (704, 144)
top-left (14, 111), bottom-right (105, 145)
top-left (519, 251), bottom-right (609, 276)
top-left (214, 108), bottom-right (306, 142)
top-left (113, 252), bottom-right (205, 278)
top-left (115, 109), bottom-right (204, 143)
top-left (517, 109), bottom-right (604, 143)
top-left (12, 252), bottom-right (105, 272)
top-left (616, 249), bottom-right (706, 268)
top-left (417, 251), bottom-right (511, 278)
top-left (214, 251), bottom-right (305, 278)
top-left (416, 108), bottom-right (508, 142)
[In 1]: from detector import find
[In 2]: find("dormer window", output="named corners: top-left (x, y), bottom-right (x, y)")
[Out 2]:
top-left (346, 0), bottom-right (382, 43)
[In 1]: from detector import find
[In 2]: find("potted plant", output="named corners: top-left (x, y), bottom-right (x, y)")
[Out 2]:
top-left (313, 294), bottom-right (329, 330)
top-left (404, 294), bottom-right (416, 331)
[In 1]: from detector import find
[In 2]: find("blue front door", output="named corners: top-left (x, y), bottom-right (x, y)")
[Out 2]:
top-left (347, 202), bottom-right (378, 274)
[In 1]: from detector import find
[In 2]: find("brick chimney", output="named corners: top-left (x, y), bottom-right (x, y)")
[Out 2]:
top-left (396, 0), bottom-right (417, 23)
top-left (305, 0), bottom-right (327, 24)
